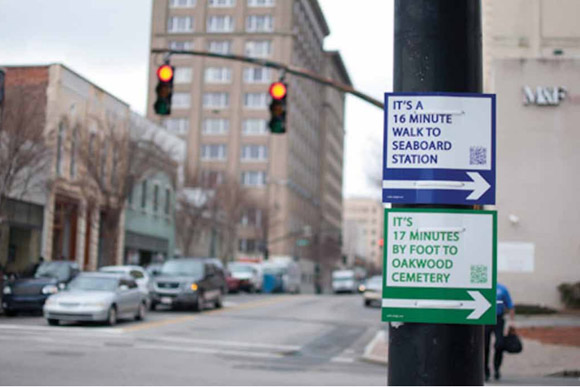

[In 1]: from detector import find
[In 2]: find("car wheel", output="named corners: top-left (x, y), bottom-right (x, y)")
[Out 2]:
top-left (194, 293), bottom-right (205, 312)
top-left (107, 306), bottom-right (117, 326)
top-left (47, 319), bottom-right (59, 326)
top-left (215, 291), bottom-right (223, 309)
top-left (364, 299), bottom-right (371, 307)
top-left (4, 310), bottom-right (16, 317)
top-left (135, 302), bottom-right (146, 321)
top-left (150, 301), bottom-right (157, 311)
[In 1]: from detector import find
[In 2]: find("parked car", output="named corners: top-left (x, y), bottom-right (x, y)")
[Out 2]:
top-left (150, 258), bottom-right (226, 311)
top-left (363, 275), bottom-right (382, 307)
top-left (225, 270), bottom-right (241, 294)
top-left (228, 262), bottom-right (262, 293)
top-left (99, 265), bottom-right (152, 306)
top-left (2, 261), bottom-right (80, 316)
top-left (43, 272), bottom-right (148, 326)
top-left (332, 270), bottom-right (357, 294)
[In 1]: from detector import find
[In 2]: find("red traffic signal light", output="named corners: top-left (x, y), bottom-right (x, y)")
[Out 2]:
top-left (269, 82), bottom-right (287, 100)
top-left (157, 64), bottom-right (174, 82)
top-left (154, 64), bottom-right (175, 116)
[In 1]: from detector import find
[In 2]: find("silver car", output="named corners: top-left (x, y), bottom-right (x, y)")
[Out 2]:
top-left (43, 272), bottom-right (148, 326)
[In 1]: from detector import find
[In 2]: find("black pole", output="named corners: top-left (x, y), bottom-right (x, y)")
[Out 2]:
top-left (389, 1), bottom-right (484, 386)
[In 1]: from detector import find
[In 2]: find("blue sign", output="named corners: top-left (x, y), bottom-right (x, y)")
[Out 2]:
top-left (382, 92), bottom-right (496, 205)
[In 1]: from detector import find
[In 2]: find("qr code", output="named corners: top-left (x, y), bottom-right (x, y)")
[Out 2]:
top-left (470, 146), bottom-right (487, 165)
top-left (470, 265), bottom-right (488, 284)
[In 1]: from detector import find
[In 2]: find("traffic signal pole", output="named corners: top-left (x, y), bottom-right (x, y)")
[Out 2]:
top-left (388, 1), bottom-right (484, 386)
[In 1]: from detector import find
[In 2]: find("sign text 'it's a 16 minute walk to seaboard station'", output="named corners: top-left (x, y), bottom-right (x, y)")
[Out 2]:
top-left (382, 93), bottom-right (496, 205)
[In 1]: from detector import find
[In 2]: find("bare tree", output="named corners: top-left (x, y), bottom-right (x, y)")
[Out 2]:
top-left (73, 114), bottom-right (175, 266)
top-left (0, 83), bottom-right (52, 261)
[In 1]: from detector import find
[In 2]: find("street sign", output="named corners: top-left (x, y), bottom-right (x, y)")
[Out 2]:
top-left (382, 208), bottom-right (497, 325)
top-left (383, 93), bottom-right (496, 205)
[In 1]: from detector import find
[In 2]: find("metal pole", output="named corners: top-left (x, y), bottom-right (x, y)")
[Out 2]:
top-left (389, 1), bottom-right (484, 385)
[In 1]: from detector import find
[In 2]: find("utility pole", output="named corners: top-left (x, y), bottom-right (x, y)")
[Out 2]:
top-left (388, 1), bottom-right (485, 385)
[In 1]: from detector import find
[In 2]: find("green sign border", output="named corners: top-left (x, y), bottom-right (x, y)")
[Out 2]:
top-left (382, 208), bottom-right (497, 325)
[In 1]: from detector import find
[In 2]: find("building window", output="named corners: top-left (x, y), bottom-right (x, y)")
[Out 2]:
top-left (201, 144), bottom-right (227, 160)
top-left (207, 40), bottom-right (232, 54)
top-left (209, 0), bottom-right (235, 7)
top-left (153, 184), bottom-right (159, 212)
top-left (169, 40), bottom-right (194, 50)
top-left (56, 122), bottom-right (66, 176)
top-left (238, 238), bottom-right (259, 253)
top-left (165, 187), bottom-right (171, 215)
top-left (203, 92), bottom-right (229, 108)
top-left (204, 67), bottom-right (232, 83)
top-left (207, 16), bottom-right (234, 33)
top-left (174, 67), bottom-right (193, 84)
top-left (172, 92), bottom-right (191, 109)
top-left (248, 0), bottom-right (274, 6)
top-left (243, 67), bottom-right (270, 83)
top-left (201, 170), bottom-right (224, 187)
top-left (246, 15), bottom-right (273, 32)
top-left (203, 118), bottom-right (229, 135)
top-left (244, 40), bottom-right (271, 58)
top-left (242, 119), bottom-right (268, 135)
top-left (241, 145), bottom-right (268, 161)
top-left (164, 118), bottom-right (189, 135)
top-left (141, 180), bottom-right (148, 209)
top-left (241, 171), bottom-right (267, 186)
top-left (240, 208), bottom-right (263, 227)
top-left (170, 0), bottom-right (196, 8)
top-left (69, 126), bottom-right (77, 178)
top-left (243, 92), bottom-right (268, 109)
top-left (168, 16), bottom-right (194, 33)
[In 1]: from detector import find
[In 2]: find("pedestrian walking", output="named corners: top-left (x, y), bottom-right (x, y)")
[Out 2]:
top-left (485, 282), bottom-right (515, 381)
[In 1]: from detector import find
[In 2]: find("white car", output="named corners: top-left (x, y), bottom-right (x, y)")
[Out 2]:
top-left (228, 263), bottom-right (263, 293)
top-left (100, 265), bottom-right (152, 305)
top-left (363, 275), bottom-right (383, 307)
top-left (44, 273), bottom-right (148, 326)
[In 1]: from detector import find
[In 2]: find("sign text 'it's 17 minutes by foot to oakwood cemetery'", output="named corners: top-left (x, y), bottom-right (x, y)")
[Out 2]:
top-left (382, 93), bottom-right (496, 205)
top-left (381, 208), bottom-right (497, 325)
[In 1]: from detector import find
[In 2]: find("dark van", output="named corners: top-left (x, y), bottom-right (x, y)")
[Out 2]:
top-left (150, 258), bottom-right (226, 311)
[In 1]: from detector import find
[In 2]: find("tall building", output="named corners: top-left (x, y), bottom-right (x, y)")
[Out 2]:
top-left (482, 0), bottom-right (580, 307)
top-left (342, 198), bottom-right (383, 273)
top-left (147, 0), bottom-right (350, 291)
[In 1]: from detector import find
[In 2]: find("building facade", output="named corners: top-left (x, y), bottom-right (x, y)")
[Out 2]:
top-left (147, 0), bottom-right (349, 290)
top-left (483, 0), bottom-right (580, 307)
top-left (342, 198), bottom-right (383, 274)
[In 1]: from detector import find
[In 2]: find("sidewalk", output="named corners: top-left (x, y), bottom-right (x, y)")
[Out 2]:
top-left (361, 313), bottom-right (580, 384)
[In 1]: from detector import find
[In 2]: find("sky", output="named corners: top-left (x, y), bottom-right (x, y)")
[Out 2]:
top-left (0, 0), bottom-right (393, 199)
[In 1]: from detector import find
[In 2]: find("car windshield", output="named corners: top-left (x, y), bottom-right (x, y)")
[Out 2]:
top-left (161, 260), bottom-right (203, 277)
top-left (68, 276), bottom-right (118, 292)
top-left (34, 262), bottom-right (70, 281)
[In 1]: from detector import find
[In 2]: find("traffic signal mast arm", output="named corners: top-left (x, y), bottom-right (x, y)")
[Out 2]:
top-left (151, 48), bottom-right (384, 109)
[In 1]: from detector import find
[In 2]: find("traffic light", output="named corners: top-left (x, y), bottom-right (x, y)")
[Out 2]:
top-left (154, 64), bottom-right (174, 115)
top-left (268, 81), bottom-right (287, 134)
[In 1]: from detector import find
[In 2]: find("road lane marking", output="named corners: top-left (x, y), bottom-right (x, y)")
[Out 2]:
top-left (136, 343), bottom-right (285, 359)
top-left (142, 335), bottom-right (300, 352)
top-left (0, 323), bottom-right (122, 334)
top-left (122, 295), bottom-right (302, 333)
top-left (330, 356), bottom-right (356, 363)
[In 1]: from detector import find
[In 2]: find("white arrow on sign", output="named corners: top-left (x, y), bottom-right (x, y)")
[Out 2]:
top-left (382, 290), bottom-right (492, 320)
top-left (382, 172), bottom-right (491, 200)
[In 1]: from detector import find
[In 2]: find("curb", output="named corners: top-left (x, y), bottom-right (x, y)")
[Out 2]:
top-left (361, 329), bottom-right (388, 365)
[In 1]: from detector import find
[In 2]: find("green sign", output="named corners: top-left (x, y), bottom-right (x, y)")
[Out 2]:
top-left (382, 208), bottom-right (497, 325)
top-left (296, 239), bottom-right (310, 247)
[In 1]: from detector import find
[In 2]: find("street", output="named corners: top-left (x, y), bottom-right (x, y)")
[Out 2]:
top-left (0, 294), bottom-right (387, 385)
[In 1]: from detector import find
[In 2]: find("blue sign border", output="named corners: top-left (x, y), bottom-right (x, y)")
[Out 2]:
top-left (382, 92), bottom-right (496, 205)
